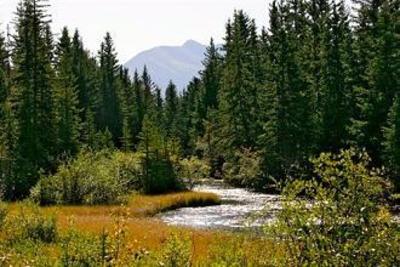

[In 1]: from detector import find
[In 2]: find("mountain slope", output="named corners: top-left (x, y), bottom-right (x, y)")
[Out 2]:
top-left (124, 40), bottom-right (206, 91)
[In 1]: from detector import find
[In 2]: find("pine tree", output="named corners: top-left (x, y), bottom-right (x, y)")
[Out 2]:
top-left (132, 70), bottom-right (144, 146)
top-left (11, 0), bottom-right (56, 198)
top-left (71, 30), bottom-right (98, 123)
top-left (200, 39), bottom-right (222, 113)
top-left (319, 0), bottom-right (353, 152)
top-left (142, 66), bottom-right (155, 115)
top-left (218, 10), bottom-right (262, 158)
top-left (97, 32), bottom-right (122, 146)
top-left (164, 80), bottom-right (179, 138)
top-left (383, 96), bottom-right (400, 190)
top-left (351, 0), bottom-right (399, 162)
top-left (118, 66), bottom-right (134, 150)
top-left (54, 27), bottom-right (81, 155)
top-left (0, 31), bottom-right (9, 128)
top-left (177, 78), bottom-right (201, 155)
top-left (0, 31), bottom-right (12, 197)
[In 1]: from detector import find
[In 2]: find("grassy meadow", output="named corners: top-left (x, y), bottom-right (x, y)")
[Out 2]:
top-left (0, 192), bottom-right (283, 266)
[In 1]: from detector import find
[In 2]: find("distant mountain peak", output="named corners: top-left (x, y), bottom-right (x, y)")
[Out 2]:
top-left (183, 39), bottom-right (203, 48)
top-left (124, 40), bottom-right (207, 92)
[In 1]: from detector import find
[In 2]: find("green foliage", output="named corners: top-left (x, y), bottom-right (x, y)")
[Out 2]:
top-left (383, 96), bottom-right (400, 190)
top-left (54, 27), bottom-right (82, 156)
top-left (141, 157), bottom-right (181, 195)
top-left (207, 236), bottom-right (247, 267)
top-left (11, 0), bottom-right (57, 199)
top-left (31, 151), bottom-right (142, 205)
top-left (97, 33), bottom-right (123, 146)
top-left (223, 148), bottom-right (263, 188)
top-left (266, 148), bottom-right (400, 266)
top-left (3, 203), bottom-right (57, 244)
top-left (178, 156), bottom-right (211, 189)
top-left (158, 233), bottom-right (192, 267)
top-left (0, 202), bottom-right (8, 230)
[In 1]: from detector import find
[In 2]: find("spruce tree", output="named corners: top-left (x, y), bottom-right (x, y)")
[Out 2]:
top-left (320, 0), bottom-right (353, 152)
top-left (119, 66), bottom-right (134, 150)
top-left (97, 32), bottom-right (122, 146)
top-left (383, 96), bottom-right (400, 190)
top-left (11, 0), bottom-right (56, 198)
top-left (351, 0), bottom-right (399, 162)
top-left (132, 70), bottom-right (144, 146)
top-left (219, 10), bottom-right (261, 157)
top-left (164, 80), bottom-right (179, 138)
top-left (142, 66), bottom-right (155, 115)
top-left (200, 39), bottom-right (222, 113)
top-left (0, 31), bottom-right (11, 197)
top-left (54, 27), bottom-right (81, 155)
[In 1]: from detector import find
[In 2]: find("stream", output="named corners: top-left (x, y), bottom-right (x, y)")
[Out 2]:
top-left (159, 180), bottom-right (281, 230)
top-left (160, 180), bottom-right (400, 229)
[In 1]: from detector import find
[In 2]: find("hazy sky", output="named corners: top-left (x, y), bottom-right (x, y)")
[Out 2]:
top-left (0, 0), bottom-right (270, 62)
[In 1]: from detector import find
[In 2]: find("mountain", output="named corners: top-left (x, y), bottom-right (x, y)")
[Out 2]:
top-left (124, 40), bottom-right (207, 92)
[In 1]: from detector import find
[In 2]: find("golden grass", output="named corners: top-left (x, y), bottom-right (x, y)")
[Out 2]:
top-left (3, 192), bottom-right (283, 264)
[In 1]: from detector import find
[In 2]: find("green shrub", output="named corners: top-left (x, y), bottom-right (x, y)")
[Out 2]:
top-left (60, 229), bottom-right (107, 266)
top-left (32, 150), bottom-right (187, 204)
top-left (178, 156), bottom-right (211, 189)
top-left (158, 233), bottom-right (192, 267)
top-left (141, 156), bottom-right (182, 194)
top-left (207, 236), bottom-right (248, 267)
top-left (0, 202), bottom-right (7, 230)
top-left (223, 148), bottom-right (263, 188)
top-left (31, 150), bottom-right (142, 205)
top-left (4, 203), bottom-right (57, 244)
top-left (266, 148), bottom-right (400, 266)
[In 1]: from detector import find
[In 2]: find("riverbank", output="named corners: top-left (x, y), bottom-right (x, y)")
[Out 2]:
top-left (0, 191), bottom-right (283, 265)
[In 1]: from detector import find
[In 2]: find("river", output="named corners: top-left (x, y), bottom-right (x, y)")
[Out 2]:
top-left (160, 180), bottom-right (281, 230)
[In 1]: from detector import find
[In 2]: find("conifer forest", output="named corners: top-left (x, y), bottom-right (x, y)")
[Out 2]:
top-left (0, 0), bottom-right (399, 266)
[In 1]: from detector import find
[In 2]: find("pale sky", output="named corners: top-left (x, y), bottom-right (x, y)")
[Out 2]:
top-left (0, 0), bottom-right (270, 63)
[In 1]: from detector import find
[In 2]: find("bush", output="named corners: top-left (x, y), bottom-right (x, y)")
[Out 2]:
top-left (223, 148), bottom-right (263, 189)
top-left (158, 233), bottom-right (192, 267)
top-left (31, 150), bottom-right (142, 205)
top-left (32, 150), bottom-right (187, 204)
top-left (0, 202), bottom-right (7, 230)
top-left (141, 156), bottom-right (183, 194)
top-left (178, 156), bottom-right (211, 189)
top-left (3, 203), bottom-right (57, 244)
top-left (266, 148), bottom-right (400, 266)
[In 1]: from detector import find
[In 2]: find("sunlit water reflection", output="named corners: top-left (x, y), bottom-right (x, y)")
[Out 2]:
top-left (159, 181), bottom-right (281, 230)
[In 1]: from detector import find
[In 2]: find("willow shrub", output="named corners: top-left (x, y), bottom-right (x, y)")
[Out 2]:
top-left (2, 202), bottom-right (57, 244)
top-left (266, 148), bottom-right (400, 266)
top-left (178, 156), bottom-right (211, 189)
top-left (223, 148), bottom-right (264, 189)
top-left (31, 150), bottom-right (143, 205)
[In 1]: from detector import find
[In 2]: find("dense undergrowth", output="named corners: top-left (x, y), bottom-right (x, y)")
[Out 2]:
top-left (1, 148), bottom-right (400, 266)
top-left (30, 150), bottom-right (211, 205)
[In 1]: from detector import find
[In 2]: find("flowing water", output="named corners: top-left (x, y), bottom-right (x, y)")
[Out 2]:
top-left (160, 180), bottom-right (281, 230)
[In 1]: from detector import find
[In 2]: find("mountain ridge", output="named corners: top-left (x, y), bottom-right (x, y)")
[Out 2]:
top-left (124, 40), bottom-right (207, 92)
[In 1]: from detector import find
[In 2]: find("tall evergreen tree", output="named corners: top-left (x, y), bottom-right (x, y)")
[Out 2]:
top-left (200, 39), bottom-right (222, 113)
top-left (54, 27), bottom-right (81, 155)
top-left (0, 31), bottom-right (11, 197)
top-left (97, 32), bottom-right (122, 145)
top-left (351, 0), bottom-right (399, 162)
top-left (132, 70), bottom-right (144, 146)
top-left (164, 81), bottom-right (179, 138)
top-left (319, 0), bottom-right (353, 151)
top-left (142, 66), bottom-right (155, 115)
top-left (11, 0), bottom-right (56, 198)
top-left (383, 96), bottom-right (400, 190)
top-left (219, 10), bottom-right (262, 158)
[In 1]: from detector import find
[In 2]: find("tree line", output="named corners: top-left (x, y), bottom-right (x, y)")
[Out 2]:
top-left (0, 0), bottom-right (399, 199)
